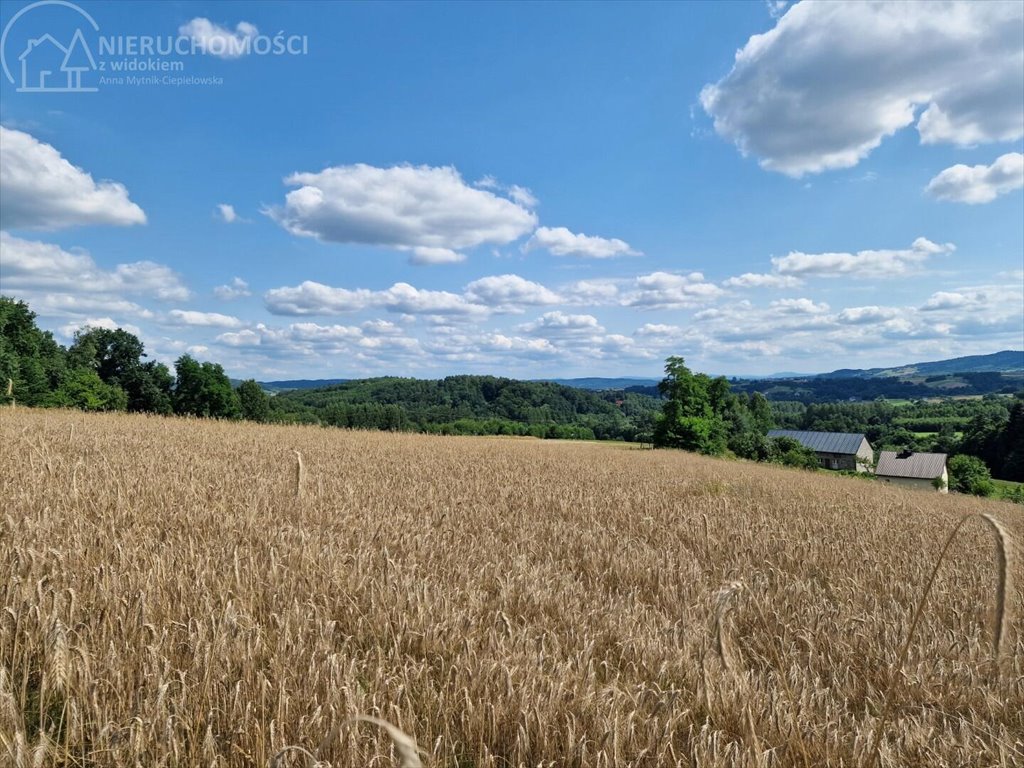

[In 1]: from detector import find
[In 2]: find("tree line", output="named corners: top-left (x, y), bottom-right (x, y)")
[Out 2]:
top-left (0, 297), bottom-right (270, 421)
top-left (0, 296), bottom-right (656, 441)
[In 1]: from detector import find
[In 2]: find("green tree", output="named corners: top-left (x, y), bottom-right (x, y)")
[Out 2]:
top-left (653, 356), bottom-right (727, 454)
top-left (174, 355), bottom-right (240, 418)
top-left (948, 454), bottom-right (994, 497)
top-left (749, 392), bottom-right (774, 433)
top-left (47, 368), bottom-right (127, 411)
top-left (769, 436), bottom-right (821, 470)
top-left (124, 361), bottom-right (175, 414)
top-left (0, 296), bottom-right (67, 406)
top-left (237, 379), bottom-right (271, 422)
top-left (68, 326), bottom-right (173, 413)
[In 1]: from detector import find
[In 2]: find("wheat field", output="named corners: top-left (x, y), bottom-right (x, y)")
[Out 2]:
top-left (1, 408), bottom-right (1021, 767)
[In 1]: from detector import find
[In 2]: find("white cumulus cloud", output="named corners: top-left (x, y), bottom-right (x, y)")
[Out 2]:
top-left (0, 127), bottom-right (146, 230)
top-left (723, 272), bottom-right (803, 289)
top-left (213, 277), bottom-right (251, 300)
top-left (624, 271), bottom-right (723, 309)
top-left (770, 298), bottom-right (830, 314)
top-left (525, 226), bottom-right (640, 259)
top-left (517, 311), bottom-right (604, 337)
top-left (772, 237), bottom-right (954, 278)
top-left (463, 274), bottom-right (560, 309)
top-left (265, 163), bottom-right (537, 263)
top-left (178, 18), bottom-right (258, 59)
top-left (167, 309), bottom-right (243, 328)
top-left (836, 306), bottom-right (900, 324)
top-left (0, 232), bottom-right (189, 301)
top-left (925, 153), bottom-right (1024, 204)
top-left (701, 1), bottom-right (1024, 176)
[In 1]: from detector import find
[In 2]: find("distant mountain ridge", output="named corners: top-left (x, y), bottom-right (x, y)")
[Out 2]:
top-left (536, 377), bottom-right (659, 390)
top-left (237, 350), bottom-right (1023, 392)
top-left (817, 350), bottom-right (1023, 379)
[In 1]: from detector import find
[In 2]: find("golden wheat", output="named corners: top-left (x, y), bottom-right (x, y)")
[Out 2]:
top-left (1, 408), bottom-right (1021, 767)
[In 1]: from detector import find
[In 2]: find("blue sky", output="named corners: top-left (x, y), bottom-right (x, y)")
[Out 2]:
top-left (1, 0), bottom-right (1021, 379)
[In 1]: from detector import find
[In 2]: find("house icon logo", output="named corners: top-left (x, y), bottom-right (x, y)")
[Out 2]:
top-left (1, 1), bottom-right (100, 93)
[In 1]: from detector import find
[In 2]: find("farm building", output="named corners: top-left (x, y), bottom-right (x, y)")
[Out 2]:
top-left (767, 429), bottom-right (874, 472)
top-left (875, 450), bottom-right (948, 493)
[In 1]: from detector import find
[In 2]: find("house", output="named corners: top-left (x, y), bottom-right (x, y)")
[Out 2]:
top-left (767, 429), bottom-right (874, 472)
top-left (875, 450), bottom-right (948, 493)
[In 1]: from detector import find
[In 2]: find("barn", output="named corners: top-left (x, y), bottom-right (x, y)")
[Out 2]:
top-left (767, 429), bottom-right (874, 472)
top-left (875, 450), bottom-right (949, 493)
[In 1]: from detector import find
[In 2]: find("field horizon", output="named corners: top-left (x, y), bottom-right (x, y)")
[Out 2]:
top-left (2, 407), bottom-right (1022, 767)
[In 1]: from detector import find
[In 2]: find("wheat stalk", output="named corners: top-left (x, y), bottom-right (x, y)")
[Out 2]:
top-left (293, 450), bottom-right (305, 498)
top-left (867, 512), bottom-right (1016, 767)
top-left (979, 513), bottom-right (1013, 659)
top-left (711, 580), bottom-right (744, 674)
top-left (350, 716), bottom-right (424, 768)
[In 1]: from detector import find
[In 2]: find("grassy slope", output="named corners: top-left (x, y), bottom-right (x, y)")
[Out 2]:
top-left (2, 408), bottom-right (1022, 767)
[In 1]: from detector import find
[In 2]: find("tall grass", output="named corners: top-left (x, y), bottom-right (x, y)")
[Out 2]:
top-left (1, 408), bottom-right (1021, 766)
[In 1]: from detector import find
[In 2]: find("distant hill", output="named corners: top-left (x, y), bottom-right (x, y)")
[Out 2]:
top-left (252, 378), bottom-right (350, 393)
top-left (238, 351), bottom-right (1023, 397)
top-left (268, 375), bottom-right (660, 441)
top-left (818, 350), bottom-right (1023, 379)
top-left (536, 377), bottom-right (659, 390)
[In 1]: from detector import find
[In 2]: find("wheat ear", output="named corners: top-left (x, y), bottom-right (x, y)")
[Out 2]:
top-left (868, 512), bottom-right (1015, 767)
top-left (979, 513), bottom-right (1013, 658)
top-left (293, 450), bottom-right (305, 498)
top-left (711, 580), bottom-right (744, 673)
top-left (350, 716), bottom-right (424, 768)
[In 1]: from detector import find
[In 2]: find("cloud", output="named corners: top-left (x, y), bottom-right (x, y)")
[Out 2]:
top-left (525, 226), bottom-right (640, 259)
top-left (917, 284), bottom-right (1024, 338)
top-left (463, 274), bottom-right (561, 309)
top-left (701, 2), bottom-right (1024, 176)
top-left (920, 286), bottom-right (1022, 315)
top-left (770, 297), bottom-right (829, 314)
top-left (264, 280), bottom-right (482, 317)
top-left (382, 283), bottom-right (483, 315)
top-left (167, 309), bottom-right (243, 328)
top-left (624, 271), bottom-right (723, 308)
top-left (723, 272), bottom-right (802, 289)
top-left (0, 232), bottom-right (189, 301)
top-left (213, 277), bottom-right (251, 300)
top-left (266, 163), bottom-right (537, 263)
top-left (216, 204), bottom-right (239, 223)
top-left (561, 279), bottom-right (621, 305)
top-left (517, 311), bottom-right (604, 337)
top-left (216, 329), bottom-right (263, 348)
top-left (479, 334), bottom-right (558, 356)
top-left (178, 18), bottom-right (258, 59)
top-left (264, 281), bottom-right (374, 315)
top-left (58, 317), bottom-right (142, 339)
top-left (636, 323), bottom-right (684, 337)
top-left (925, 152), bottom-right (1024, 204)
top-left (508, 185), bottom-right (539, 209)
top-left (0, 127), bottom-right (146, 230)
top-left (772, 237), bottom-right (954, 278)
top-left (836, 306), bottom-right (900, 324)
top-left (264, 273), bottom-right (565, 319)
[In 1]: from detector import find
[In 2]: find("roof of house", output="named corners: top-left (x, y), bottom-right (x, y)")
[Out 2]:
top-left (767, 429), bottom-right (869, 455)
top-left (875, 450), bottom-right (947, 480)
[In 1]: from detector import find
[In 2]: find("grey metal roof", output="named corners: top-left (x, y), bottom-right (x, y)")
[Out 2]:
top-left (875, 451), bottom-right (947, 480)
top-left (767, 429), bottom-right (869, 455)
